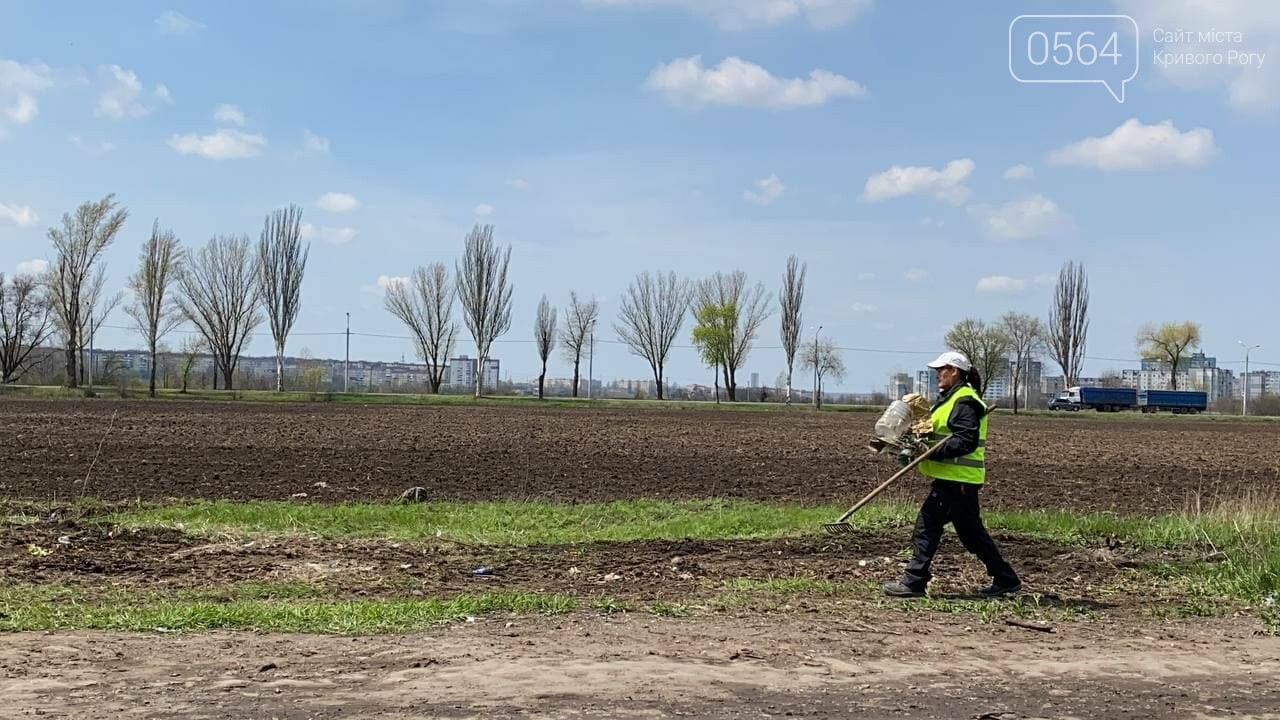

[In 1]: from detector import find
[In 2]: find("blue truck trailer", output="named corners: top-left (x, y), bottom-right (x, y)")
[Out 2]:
top-left (1049, 386), bottom-right (1137, 412)
top-left (1137, 389), bottom-right (1208, 414)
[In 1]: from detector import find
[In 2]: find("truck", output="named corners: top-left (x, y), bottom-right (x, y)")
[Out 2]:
top-left (1137, 389), bottom-right (1207, 414)
top-left (1048, 386), bottom-right (1137, 412)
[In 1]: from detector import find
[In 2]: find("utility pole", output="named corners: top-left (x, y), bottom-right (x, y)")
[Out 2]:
top-left (588, 331), bottom-right (595, 400)
top-left (344, 312), bottom-right (350, 394)
top-left (87, 318), bottom-right (95, 394)
top-left (1239, 340), bottom-right (1260, 416)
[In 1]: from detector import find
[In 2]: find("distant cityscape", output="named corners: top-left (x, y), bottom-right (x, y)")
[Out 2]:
top-left (896, 351), bottom-right (1280, 407)
top-left (19, 344), bottom-right (1280, 409)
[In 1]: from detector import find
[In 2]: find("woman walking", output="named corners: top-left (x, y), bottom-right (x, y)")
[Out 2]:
top-left (881, 351), bottom-right (1021, 598)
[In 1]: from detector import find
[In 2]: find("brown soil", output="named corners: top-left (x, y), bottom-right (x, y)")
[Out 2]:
top-left (3, 614), bottom-right (1278, 719)
top-left (3, 398), bottom-right (1278, 514)
top-left (1, 516), bottom-right (1188, 613)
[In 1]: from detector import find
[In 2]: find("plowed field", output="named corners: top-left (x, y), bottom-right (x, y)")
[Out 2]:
top-left (2, 398), bottom-right (1277, 514)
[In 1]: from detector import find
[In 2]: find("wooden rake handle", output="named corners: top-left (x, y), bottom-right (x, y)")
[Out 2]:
top-left (833, 437), bottom-right (949, 524)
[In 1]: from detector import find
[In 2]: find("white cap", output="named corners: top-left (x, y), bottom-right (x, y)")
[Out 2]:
top-left (927, 351), bottom-right (972, 372)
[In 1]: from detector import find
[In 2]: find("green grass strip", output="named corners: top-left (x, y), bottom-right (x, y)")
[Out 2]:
top-left (0, 588), bottom-right (576, 633)
top-left (112, 499), bottom-right (911, 544)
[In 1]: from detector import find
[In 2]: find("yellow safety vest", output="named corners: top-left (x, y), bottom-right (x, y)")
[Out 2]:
top-left (918, 384), bottom-right (988, 484)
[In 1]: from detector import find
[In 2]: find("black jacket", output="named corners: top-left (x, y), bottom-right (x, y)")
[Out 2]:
top-left (929, 384), bottom-right (986, 461)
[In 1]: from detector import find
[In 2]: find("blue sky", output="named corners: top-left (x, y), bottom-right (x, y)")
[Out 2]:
top-left (1, 0), bottom-right (1277, 390)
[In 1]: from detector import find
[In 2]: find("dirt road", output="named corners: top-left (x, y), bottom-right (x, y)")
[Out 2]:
top-left (4, 614), bottom-right (1278, 719)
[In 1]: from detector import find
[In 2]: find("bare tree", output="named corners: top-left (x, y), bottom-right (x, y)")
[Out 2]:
top-left (45, 195), bottom-right (128, 387)
top-left (800, 337), bottom-right (845, 409)
top-left (383, 263), bottom-right (458, 393)
top-left (560, 292), bottom-right (599, 398)
top-left (534, 295), bottom-right (557, 399)
top-left (258, 205), bottom-right (310, 392)
top-left (74, 270), bottom-right (123, 386)
top-left (614, 271), bottom-right (691, 400)
top-left (1048, 261), bottom-right (1089, 386)
top-left (996, 311), bottom-right (1046, 414)
top-left (177, 235), bottom-right (263, 391)
top-left (695, 271), bottom-right (772, 401)
top-left (944, 318), bottom-right (1010, 397)
top-left (0, 273), bottom-right (55, 384)
top-left (779, 255), bottom-right (806, 405)
top-left (178, 335), bottom-right (205, 393)
top-left (1136, 321), bottom-right (1202, 390)
top-left (455, 224), bottom-right (513, 398)
top-left (126, 220), bottom-right (184, 397)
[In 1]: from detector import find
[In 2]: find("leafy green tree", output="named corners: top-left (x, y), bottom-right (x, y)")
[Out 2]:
top-left (691, 301), bottom-right (735, 404)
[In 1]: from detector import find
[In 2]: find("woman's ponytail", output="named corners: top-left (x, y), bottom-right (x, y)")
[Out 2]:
top-left (966, 367), bottom-right (984, 396)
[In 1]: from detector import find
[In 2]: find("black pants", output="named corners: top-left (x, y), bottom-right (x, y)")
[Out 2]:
top-left (902, 480), bottom-right (1019, 590)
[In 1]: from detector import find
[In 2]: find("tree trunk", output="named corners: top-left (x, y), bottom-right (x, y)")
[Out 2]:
top-left (721, 362), bottom-right (734, 402)
top-left (276, 351), bottom-right (285, 392)
top-left (785, 369), bottom-right (793, 406)
top-left (571, 356), bottom-right (581, 398)
top-left (713, 374), bottom-right (719, 405)
top-left (474, 358), bottom-right (482, 399)
top-left (64, 344), bottom-right (78, 388)
top-left (656, 366), bottom-right (664, 400)
top-left (148, 343), bottom-right (158, 398)
top-left (538, 360), bottom-right (546, 400)
top-left (1011, 357), bottom-right (1020, 415)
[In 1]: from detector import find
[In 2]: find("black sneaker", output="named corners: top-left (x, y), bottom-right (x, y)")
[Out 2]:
top-left (978, 581), bottom-right (1022, 597)
top-left (881, 581), bottom-right (926, 598)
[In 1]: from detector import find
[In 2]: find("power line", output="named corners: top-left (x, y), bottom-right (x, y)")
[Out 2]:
top-left (90, 322), bottom-right (1280, 368)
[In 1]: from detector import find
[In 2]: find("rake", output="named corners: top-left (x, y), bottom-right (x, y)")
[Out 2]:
top-left (822, 437), bottom-right (948, 536)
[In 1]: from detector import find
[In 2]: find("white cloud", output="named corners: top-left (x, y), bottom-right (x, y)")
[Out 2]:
top-left (583, 0), bottom-right (873, 30)
top-left (302, 129), bottom-right (330, 154)
top-left (1048, 119), bottom-right (1217, 172)
top-left (861, 158), bottom-right (974, 205)
top-left (154, 84), bottom-right (172, 104)
top-left (1033, 273), bottom-right (1057, 286)
top-left (0, 59), bottom-right (54, 131)
top-left (474, 203), bottom-right (494, 216)
top-left (16, 258), bottom-right (47, 275)
top-left (317, 192), bottom-right (359, 213)
top-left (919, 216), bottom-right (944, 227)
top-left (301, 222), bottom-right (357, 246)
top-left (743, 174), bottom-right (786, 205)
top-left (872, 321), bottom-right (893, 331)
top-left (363, 274), bottom-right (408, 295)
top-left (95, 65), bottom-right (169, 120)
top-left (505, 177), bottom-right (529, 190)
top-left (856, 272), bottom-right (876, 281)
top-left (69, 135), bottom-right (117, 154)
top-left (972, 195), bottom-right (1069, 241)
top-left (1003, 163), bottom-right (1034, 181)
top-left (644, 55), bottom-right (865, 109)
top-left (213, 103), bottom-right (246, 126)
top-left (168, 128), bottom-right (266, 159)
top-left (1115, 0), bottom-right (1280, 112)
top-left (976, 275), bottom-right (1026, 293)
top-left (850, 302), bottom-right (877, 314)
top-left (155, 10), bottom-right (204, 35)
top-left (903, 268), bottom-right (928, 282)
top-left (0, 203), bottom-right (38, 227)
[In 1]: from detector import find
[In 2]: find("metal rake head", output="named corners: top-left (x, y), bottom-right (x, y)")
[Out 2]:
top-left (822, 521), bottom-right (857, 536)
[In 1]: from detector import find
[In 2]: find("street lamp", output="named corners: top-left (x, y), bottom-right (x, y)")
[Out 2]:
top-left (1239, 340), bottom-right (1260, 416)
